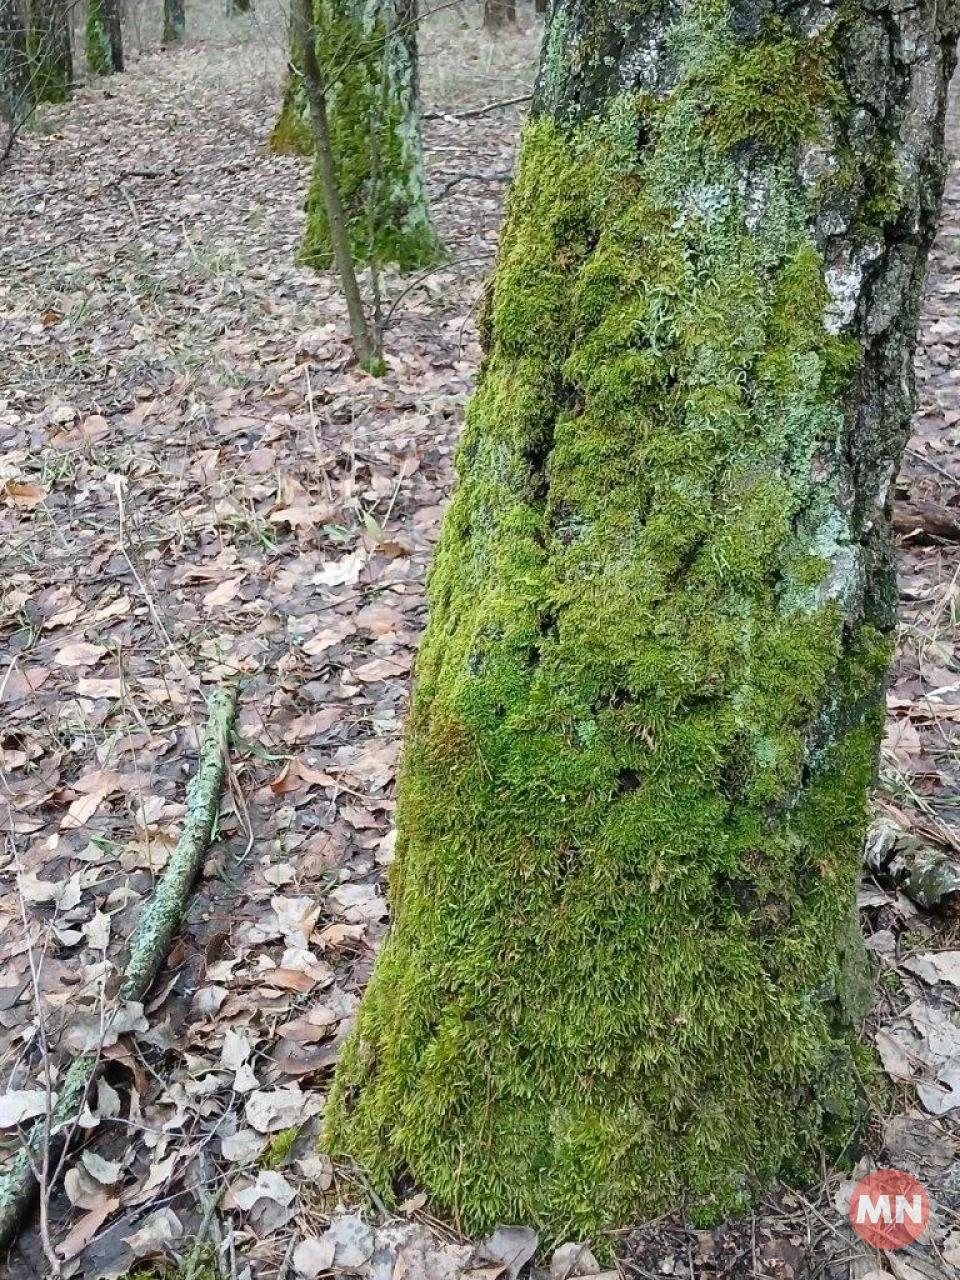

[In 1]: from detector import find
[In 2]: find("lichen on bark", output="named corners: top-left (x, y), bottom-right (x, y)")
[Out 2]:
top-left (292, 0), bottom-right (442, 271)
top-left (324, 0), bottom-right (960, 1242)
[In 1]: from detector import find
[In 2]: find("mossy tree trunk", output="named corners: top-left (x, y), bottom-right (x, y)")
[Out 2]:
top-left (162, 0), bottom-right (183, 44)
top-left (295, 0), bottom-right (442, 272)
top-left (325, 0), bottom-right (960, 1243)
top-left (85, 0), bottom-right (121, 74)
top-left (28, 0), bottom-right (71, 103)
top-left (0, 0), bottom-right (30, 126)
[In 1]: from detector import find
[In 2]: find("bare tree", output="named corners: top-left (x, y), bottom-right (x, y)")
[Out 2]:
top-left (292, 0), bottom-right (375, 368)
top-left (28, 0), bottom-right (71, 103)
top-left (0, 0), bottom-right (30, 133)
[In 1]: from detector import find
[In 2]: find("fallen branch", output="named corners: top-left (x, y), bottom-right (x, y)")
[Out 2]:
top-left (865, 817), bottom-right (960, 916)
top-left (893, 499), bottom-right (960, 543)
top-left (424, 91), bottom-right (531, 121)
top-left (432, 170), bottom-right (511, 200)
top-left (0, 681), bottom-right (239, 1253)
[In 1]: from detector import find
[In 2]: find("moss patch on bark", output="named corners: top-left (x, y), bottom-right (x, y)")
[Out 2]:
top-left (85, 0), bottom-right (113, 76)
top-left (271, 71), bottom-right (312, 155)
top-left (323, 0), bottom-right (935, 1241)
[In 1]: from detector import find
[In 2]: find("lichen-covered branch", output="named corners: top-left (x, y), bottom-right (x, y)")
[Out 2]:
top-left (325, 0), bottom-right (960, 1242)
top-left (0, 681), bottom-right (238, 1252)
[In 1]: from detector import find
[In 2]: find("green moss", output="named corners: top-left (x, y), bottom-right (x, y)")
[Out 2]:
top-left (298, 0), bottom-right (443, 272)
top-left (325, 0), bottom-right (898, 1244)
top-left (270, 72), bottom-right (312, 155)
top-left (261, 1126), bottom-right (299, 1169)
top-left (689, 18), bottom-right (845, 153)
top-left (85, 0), bottom-right (113, 76)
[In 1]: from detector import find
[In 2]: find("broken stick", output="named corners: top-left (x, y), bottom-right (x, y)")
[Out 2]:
top-left (0, 681), bottom-right (239, 1253)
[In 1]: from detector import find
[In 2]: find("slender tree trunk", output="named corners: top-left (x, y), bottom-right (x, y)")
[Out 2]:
top-left (293, 0), bottom-right (374, 369)
top-left (325, 0), bottom-right (960, 1242)
top-left (294, 0), bottom-right (442, 272)
top-left (162, 0), bottom-right (183, 44)
top-left (0, 0), bottom-right (30, 127)
top-left (28, 0), bottom-right (71, 103)
top-left (85, 0), bottom-right (121, 74)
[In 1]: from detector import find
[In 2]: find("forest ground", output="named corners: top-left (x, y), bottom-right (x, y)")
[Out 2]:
top-left (1, 7), bottom-right (959, 1278)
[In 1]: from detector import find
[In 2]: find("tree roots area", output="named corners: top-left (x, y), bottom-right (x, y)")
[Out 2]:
top-left (1, 4), bottom-right (959, 1279)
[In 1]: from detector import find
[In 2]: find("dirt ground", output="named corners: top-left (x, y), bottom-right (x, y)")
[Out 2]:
top-left (0, 7), bottom-right (958, 1278)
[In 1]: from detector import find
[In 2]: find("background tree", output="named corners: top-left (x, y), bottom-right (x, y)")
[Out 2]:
top-left (85, 0), bottom-right (122, 74)
top-left (162, 0), bottom-right (184, 44)
top-left (0, 0), bottom-right (31, 133)
top-left (483, 0), bottom-right (514, 32)
top-left (324, 0), bottom-right (960, 1241)
top-left (292, 0), bottom-right (375, 368)
top-left (274, 0), bottom-right (441, 272)
top-left (28, 0), bottom-right (71, 103)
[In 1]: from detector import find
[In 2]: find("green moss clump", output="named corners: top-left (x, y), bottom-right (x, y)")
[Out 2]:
top-left (299, 0), bottom-right (443, 272)
top-left (270, 71), bottom-right (313, 155)
top-left (324, 0), bottom-right (900, 1244)
top-left (261, 1126), bottom-right (300, 1169)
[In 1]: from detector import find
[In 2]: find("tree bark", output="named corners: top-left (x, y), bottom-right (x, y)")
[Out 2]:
top-left (534, 0), bottom-right (547, 16)
top-left (28, 0), bottom-right (71, 103)
top-left (162, 0), bottom-right (183, 44)
top-left (294, 0), bottom-right (442, 272)
top-left (324, 0), bottom-right (960, 1242)
top-left (85, 0), bottom-right (122, 74)
top-left (0, 0), bottom-right (30, 127)
top-left (292, 0), bottom-right (375, 369)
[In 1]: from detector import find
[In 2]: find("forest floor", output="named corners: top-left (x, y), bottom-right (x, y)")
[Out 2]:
top-left (1, 6), bottom-right (960, 1279)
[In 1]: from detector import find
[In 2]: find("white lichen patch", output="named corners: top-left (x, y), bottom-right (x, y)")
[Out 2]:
top-left (822, 242), bottom-right (883, 334)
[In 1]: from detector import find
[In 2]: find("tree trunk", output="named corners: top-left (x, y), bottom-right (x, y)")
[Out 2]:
top-left (85, 0), bottom-right (122, 74)
top-left (297, 0), bottom-right (442, 272)
top-left (0, 0), bottom-right (30, 127)
top-left (162, 0), bottom-right (183, 44)
top-left (533, 0), bottom-right (546, 16)
top-left (292, 0), bottom-right (375, 369)
top-left (325, 0), bottom-right (960, 1242)
top-left (28, 0), bottom-right (71, 103)
top-left (483, 0), bottom-right (513, 31)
